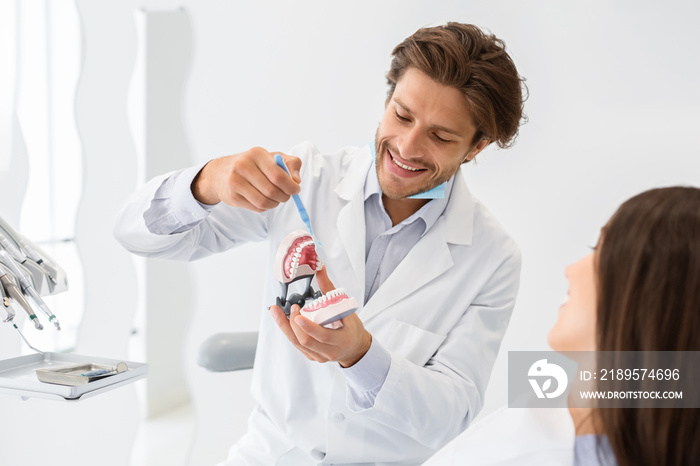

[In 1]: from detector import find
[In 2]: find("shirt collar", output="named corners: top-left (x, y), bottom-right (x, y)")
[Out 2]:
top-left (363, 159), bottom-right (455, 236)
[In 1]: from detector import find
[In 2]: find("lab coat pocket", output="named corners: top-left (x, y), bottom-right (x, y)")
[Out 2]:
top-left (384, 320), bottom-right (446, 367)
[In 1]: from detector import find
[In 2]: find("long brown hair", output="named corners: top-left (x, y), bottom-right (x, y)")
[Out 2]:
top-left (595, 186), bottom-right (700, 465)
top-left (386, 22), bottom-right (527, 149)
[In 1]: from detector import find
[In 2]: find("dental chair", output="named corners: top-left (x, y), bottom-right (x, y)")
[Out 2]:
top-left (197, 331), bottom-right (258, 372)
top-left (193, 331), bottom-right (259, 465)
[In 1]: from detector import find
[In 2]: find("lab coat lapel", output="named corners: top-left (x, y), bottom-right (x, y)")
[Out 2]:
top-left (360, 221), bottom-right (452, 323)
top-left (360, 168), bottom-right (475, 323)
top-left (334, 147), bottom-right (372, 299)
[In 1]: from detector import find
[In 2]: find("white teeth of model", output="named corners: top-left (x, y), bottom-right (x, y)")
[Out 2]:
top-left (296, 247), bottom-right (302, 252)
top-left (393, 158), bottom-right (420, 171)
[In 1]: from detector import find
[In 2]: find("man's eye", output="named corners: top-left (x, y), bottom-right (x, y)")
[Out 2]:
top-left (395, 111), bottom-right (410, 122)
top-left (434, 134), bottom-right (451, 144)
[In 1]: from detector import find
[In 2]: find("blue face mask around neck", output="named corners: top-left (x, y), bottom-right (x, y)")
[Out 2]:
top-left (369, 143), bottom-right (446, 199)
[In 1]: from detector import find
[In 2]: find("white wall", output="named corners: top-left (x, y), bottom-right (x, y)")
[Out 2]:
top-left (2, 1), bottom-right (699, 465)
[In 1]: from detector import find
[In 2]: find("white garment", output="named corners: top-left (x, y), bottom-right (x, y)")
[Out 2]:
top-left (114, 142), bottom-right (521, 465)
top-left (422, 405), bottom-right (575, 466)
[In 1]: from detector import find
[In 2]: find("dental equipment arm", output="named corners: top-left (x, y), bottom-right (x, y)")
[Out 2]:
top-left (0, 279), bottom-right (15, 322)
top-left (0, 267), bottom-right (42, 329)
top-left (0, 249), bottom-right (59, 330)
top-left (0, 216), bottom-right (67, 332)
top-left (15, 237), bottom-right (59, 284)
top-left (0, 216), bottom-right (65, 290)
top-left (0, 230), bottom-right (57, 284)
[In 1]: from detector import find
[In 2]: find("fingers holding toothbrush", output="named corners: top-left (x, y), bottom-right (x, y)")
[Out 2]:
top-left (191, 147), bottom-right (302, 212)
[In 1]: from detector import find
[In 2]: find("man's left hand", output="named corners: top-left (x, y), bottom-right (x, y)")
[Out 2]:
top-left (270, 267), bottom-right (371, 368)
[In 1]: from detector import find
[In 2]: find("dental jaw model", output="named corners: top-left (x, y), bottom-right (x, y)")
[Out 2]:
top-left (299, 288), bottom-right (358, 328)
top-left (274, 230), bottom-right (358, 328)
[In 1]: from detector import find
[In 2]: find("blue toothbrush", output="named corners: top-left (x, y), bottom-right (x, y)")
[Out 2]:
top-left (274, 154), bottom-right (324, 259)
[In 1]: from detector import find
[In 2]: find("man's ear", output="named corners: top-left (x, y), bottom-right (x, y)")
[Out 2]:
top-left (463, 139), bottom-right (491, 163)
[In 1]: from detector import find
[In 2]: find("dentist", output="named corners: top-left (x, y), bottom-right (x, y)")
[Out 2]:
top-left (115, 22), bottom-right (526, 465)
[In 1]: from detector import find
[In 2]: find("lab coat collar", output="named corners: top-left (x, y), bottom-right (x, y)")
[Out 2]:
top-left (443, 166), bottom-right (475, 246)
top-left (334, 145), bottom-right (372, 201)
top-left (363, 158), bottom-right (456, 240)
top-left (334, 145), bottom-right (373, 295)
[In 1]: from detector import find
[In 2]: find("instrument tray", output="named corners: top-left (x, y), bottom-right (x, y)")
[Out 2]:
top-left (0, 352), bottom-right (148, 401)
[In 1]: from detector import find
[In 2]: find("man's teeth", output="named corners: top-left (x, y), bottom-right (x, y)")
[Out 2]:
top-left (392, 156), bottom-right (422, 172)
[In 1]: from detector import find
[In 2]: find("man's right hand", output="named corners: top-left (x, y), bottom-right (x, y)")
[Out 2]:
top-left (192, 147), bottom-right (302, 212)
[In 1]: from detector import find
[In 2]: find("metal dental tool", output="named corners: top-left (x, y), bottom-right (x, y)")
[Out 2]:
top-left (0, 267), bottom-right (43, 330)
top-left (0, 228), bottom-right (58, 285)
top-left (0, 249), bottom-right (59, 330)
top-left (0, 282), bottom-right (15, 322)
top-left (0, 283), bottom-right (43, 352)
top-left (15, 236), bottom-right (58, 284)
top-left (81, 362), bottom-right (128, 378)
top-left (0, 216), bottom-right (67, 355)
top-left (0, 231), bottom-right (27, 263)
top-left (0, 217), bottom-right (59, 285)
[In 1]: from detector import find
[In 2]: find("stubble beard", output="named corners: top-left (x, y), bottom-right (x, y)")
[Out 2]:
top-left (374, 133), bottom-right (451, 200)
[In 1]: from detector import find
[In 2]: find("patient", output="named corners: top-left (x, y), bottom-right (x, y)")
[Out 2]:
top-left (424, 186), bottom-right (700, 466)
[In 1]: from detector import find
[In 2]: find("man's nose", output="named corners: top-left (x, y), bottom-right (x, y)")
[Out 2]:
top-left (397, 127), bottom-right (426, 160)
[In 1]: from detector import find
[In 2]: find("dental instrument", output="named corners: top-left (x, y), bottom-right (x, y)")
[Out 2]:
top-left (0, 268), bottom-right (43, 330)
top-left (0, 270), bottom-right (42, 350)
top-left (0, 217), bottom-right (58, 284)
top-left (81, 362), bottom-right (128, 378)
top-left (17, 239), bottom-right (58, 284)
top-left (0, 276), bottom-right (10, 310)
top-left (0, 231), bottom-right (29, 264)
top-left (0, 249), bottom-right (60, 330)
top-left (0, 284), bottom-right (14, 322)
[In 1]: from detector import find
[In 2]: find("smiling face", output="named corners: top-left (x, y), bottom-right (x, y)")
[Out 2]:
top-left (375, 67), bottom-right (489, 200)
top-left (547, 253), bottom-right (598, 353)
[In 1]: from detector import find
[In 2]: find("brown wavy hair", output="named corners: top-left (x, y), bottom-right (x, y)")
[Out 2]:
top-left (595, 186), bottom-right (700, 465)
top-left (386, 22), bottom-right (527, 149)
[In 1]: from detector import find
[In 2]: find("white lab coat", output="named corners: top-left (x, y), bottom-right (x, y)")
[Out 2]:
top-left (114, 142), bottom-right (521, 465)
